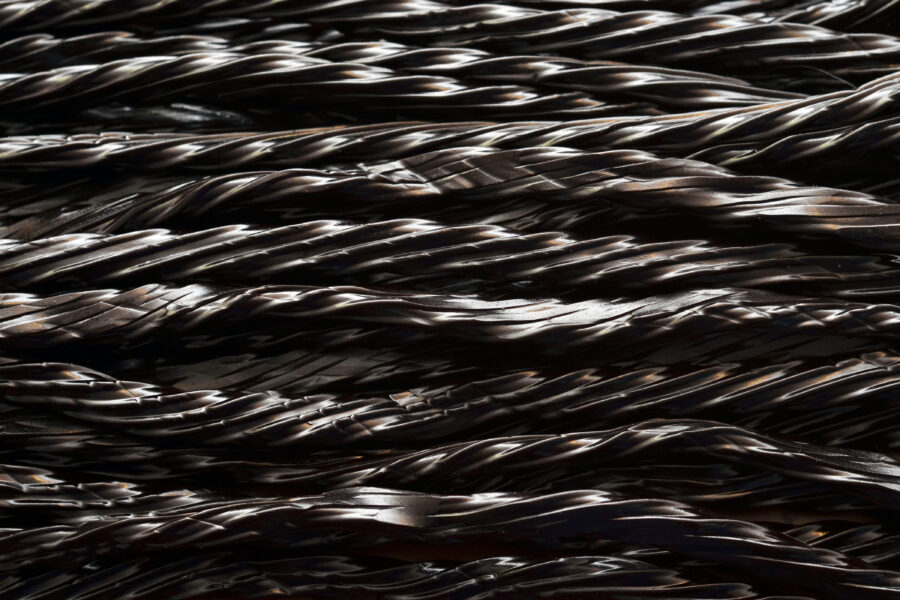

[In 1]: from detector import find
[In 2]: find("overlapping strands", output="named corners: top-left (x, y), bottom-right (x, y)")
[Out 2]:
top-left (1, 1), bottom-right (900, 599)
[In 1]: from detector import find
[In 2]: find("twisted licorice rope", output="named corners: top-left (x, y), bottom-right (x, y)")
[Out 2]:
top-left (0, 0), bottom-right (442, 32)
top-left (294, 39), bottom-right (804, 108)
top-left (56, 69), bottom-right (900, 144)
top-left (0, 123), bottom-right (476, 170)
top-left (4, 0), bottom-right (897, 62)
top-left (752, 0), bottom-right (900, 32)
top-left (9, 283), bottom-right (900, 354)
top-left (0, 302), bottom-right (881, 374)
top-left (8, 146), bottom-right (900, 255)
top-left (0, 289), bottom-right (878, 371)
top-left (2, 486), bottom-right (899, 599)
top-left (445, 0), bottom-right (852, 15)
top-left (0, 32), bottom-right (803, 110)
top-left (0, 102), bottom-right (262, 139)
top-left (0, 169), bottom-right (200, 230)
top-left (0, 552), bottom-right (762, 600)
top-left (0, 165), bottom-right (441, 238)
top-left (475, 0), bottom-right (900, 31)
top-left (177, 348), bottom-right (899, 451)
top-left (528, 460), bottom-right (884, 517)
top-left (0, 9), bottom-right (892, 600)
top-left (5, 357), bottom-right (900, 509)
top-left (0, 52), bottom-right (622, 118)
top-left (0, 358), bottom-right (488, 448)
top-left (147, 346), bottom-right (475, 396)
top-left (0, 463), bottom-right (209, 522)
top-left (0, 162), bottom-right (626, 239)
top-left (0, 396), bottom-right (890, 522)
top-left (501, 0), bottom-right (794, 9)
top-left (0, 399), bottom-right (889, 521)
top-left (5, 458), bottom-right (894, 555)
top-left (81, 318), bottom-right (892, 394)
top-left (0, 0), bottom-right (764, 29)
top-left (0, 403), bottom-right (383, 486)
top-left (5, 53), bottom-right (891, 143)
top-left (317, 3), bottom-right (900, 88)
top-left (3, 70), bottom-right (899, 171)
top-left (95, 418), bottom-right (899, 510)
top-left (447, 0), bottom-right (706, 7)
top-left (6, 350), bottom-right (900, 449)
top-left (0, 69), bottom-right (897, 173)
top-left (0, 31), bottom-right (227, 71)
top-left (0, 403), bottom-right (289, 482)
top-left (790, 521), bottom-right (900, 568)
top-left (691, 116), bottom-right (900, 177)
top-left (319, 145), bottom-right (900, 254)
top-left (4, 221), bottom-right (900, 299)
top-left (10, 137), bottom-right (885, 242)
top-left (0, 49), bottom-right (894, 170)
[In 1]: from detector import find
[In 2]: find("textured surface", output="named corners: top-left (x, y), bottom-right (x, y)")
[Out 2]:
top-left (1, 2), bottom-right (900, 599)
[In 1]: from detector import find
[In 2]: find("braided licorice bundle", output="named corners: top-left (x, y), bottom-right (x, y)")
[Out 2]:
top-left (3, 2), bottom-right (900, 599)
top-left (3, 221), bottom-right (900, 301)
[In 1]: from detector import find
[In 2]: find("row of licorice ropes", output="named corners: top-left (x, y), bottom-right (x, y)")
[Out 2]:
top-left (2, 1), bottom-right (900, 599)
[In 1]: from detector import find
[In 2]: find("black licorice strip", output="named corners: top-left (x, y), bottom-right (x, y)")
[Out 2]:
top-left (145, 346), bottom-right (477, 396)
top-left (4, 147), bottom-right (900, 251)
top-left (0, 0), bottom-right (896, 75)
top-left (790, 522), bottom-right (900, 569)
top-left (5, 351), bottom-right (900, 449)
top-left (690, 116), bottom-right (900, 177)
top-left (3, 222), bottom-right (900, 300)
top-left (7, 1), bottom-right (898, 88)
top-left (0, 0), bottom-right (442, 32)
top-left (0, 32), bottom-right (229, 71)
top-left (0, 52), bottom-right (624, 118)
top-left (447, 0), bottom-right (900, 31)
top-left (0, 463), bottom-right (212, 522)
top-left (314, 4), bottom-right (900, 87)
top-left (224, 420), bottom-right (900, 508)
top-left (9, 284), bottom-right (900, 351)
top-left (3, 305), bottom-right (879, 372)
top-left (1, 486), bottom-right (898, 599)
top-left (0, 552), bottom-right (770, 600)
top-left (298, 40), bottom-right (805, 108)
top-left (1, 70), bottom-right (898, 169)
top-left (0, 33), bottom-right (803, 109)
top-left (754, 0), bottom-right (900, 32)
top-left (5, 358), bottom-right (900, 509)
top-left (0, 403), bottom-right (892, 521)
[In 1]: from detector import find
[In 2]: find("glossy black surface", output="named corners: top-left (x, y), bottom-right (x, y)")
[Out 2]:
top-left (1, 2), bottom-right (900, 599)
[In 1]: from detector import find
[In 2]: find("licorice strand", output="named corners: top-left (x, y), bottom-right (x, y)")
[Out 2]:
top-left (3, 221), bottom-right (900, 300)
top-left (0, 552), bottom-right (765, 600)
top-left (1, 486), bottom-right (898, 599)
top-left (5, 147), bottom-right (898, 254)
top-left (0, 52), bottom-right (623, 118)
top-left (6, 350), bottom-right (900, 449)
top-left (2, 70), bottom-right (899, 169)
top-left (0, 33), bottom-right (803, 109)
